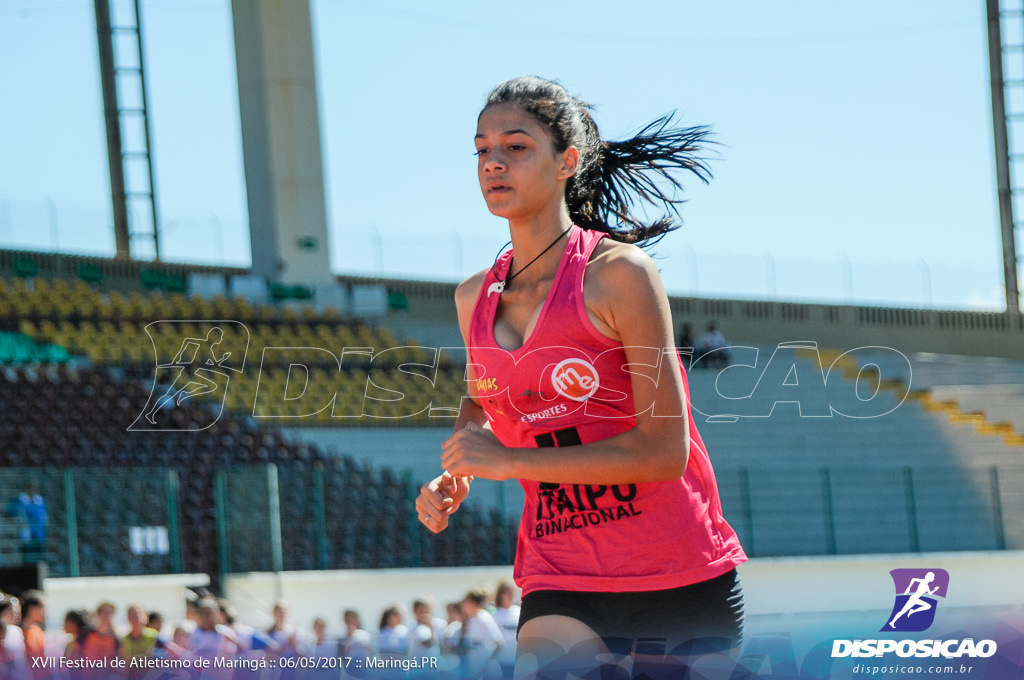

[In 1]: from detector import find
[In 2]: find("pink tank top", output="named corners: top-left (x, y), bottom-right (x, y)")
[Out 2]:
top-left (467, 226), bottom-right (747, 594)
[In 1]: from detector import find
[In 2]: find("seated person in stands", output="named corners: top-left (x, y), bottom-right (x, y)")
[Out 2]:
top-left (696, 321), bottom-right (731, 368)
top-left (678, 323), bottom-right (697, 366)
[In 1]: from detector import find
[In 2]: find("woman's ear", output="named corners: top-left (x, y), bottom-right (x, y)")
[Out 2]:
top-left (558, 146), bottom-right (580, 180)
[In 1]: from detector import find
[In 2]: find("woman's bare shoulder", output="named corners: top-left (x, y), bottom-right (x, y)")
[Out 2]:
top-left (588, 237), bottom-right (661, 288)
top-left (583, 236), bottom-right (672, 341)
top-left (455, 268), bottom-right (490, 310)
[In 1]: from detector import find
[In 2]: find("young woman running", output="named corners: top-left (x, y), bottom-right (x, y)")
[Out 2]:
top-left (416, 76), bottom-right (747, 677)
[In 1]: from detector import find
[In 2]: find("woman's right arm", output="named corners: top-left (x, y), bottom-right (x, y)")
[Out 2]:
top-left (415, 270), bottom-right (488, 534)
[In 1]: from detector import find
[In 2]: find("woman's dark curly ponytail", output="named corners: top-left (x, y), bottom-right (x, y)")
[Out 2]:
top-left (485, 76), bottom-right (713, 246)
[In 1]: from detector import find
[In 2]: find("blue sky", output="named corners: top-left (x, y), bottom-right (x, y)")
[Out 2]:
top-left (0, 0), bottom-right (1012, 309)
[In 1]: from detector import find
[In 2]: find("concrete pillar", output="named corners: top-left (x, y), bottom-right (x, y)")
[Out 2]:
top-left (232, 0), bottom-right (332, 285)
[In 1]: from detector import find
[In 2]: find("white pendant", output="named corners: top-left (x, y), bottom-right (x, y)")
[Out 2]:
top-left (487, 281), bottom-right (505, 296)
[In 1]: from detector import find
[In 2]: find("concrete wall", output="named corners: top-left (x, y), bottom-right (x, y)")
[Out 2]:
top-left (223, 566), bottom-right (516, 633)
top-left (41, 572), bottom-right (209, 632)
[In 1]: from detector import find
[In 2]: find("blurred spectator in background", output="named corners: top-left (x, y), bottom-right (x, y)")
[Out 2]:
top-left (6, 484), bottom-right (47, 564)
top-left (459, 589), bottom-right (502, 680)
top-left (62, 609), bottom-right (90, 659)
top-left (376, 606), bottom-right (409, 659)
top-left (268, 600), bottom-right (305, 680)
top-left (1, 595), bottom-right (27, 675)
top-left (0, 620), bottom-right (11, 675)
top-left (222, 597), bottom-right (275, 656)
top-left (121, 605), bottom-right (158, 677)
top-left (189, 597), bottom-right (238, 659)
top-left (83, 602), bottom-right (120, 678)
top-left (20, 591), bottom-right (46, 678)
top-left (408, 597), bottom-right (445, 660)
top-left (1, 594), bottom-right (28, 680)
top-left (310, 617), bottom-right (333, 655)
top-left (339, 609), bottom-right (372, 659)
top-left (172, 627), bottom-right (191, 655)
top-left (491, 583), bottom-right (519, 680)
top-left (144, 611), bottom-right (183, 661)
top-left (678, 323), bottom-right (697, 357)
top-left (308, 617), bottom-right (341, 680)
top-left (146, 612), bottom-right (164, 638)
top-left (440, 602), bottom-right (463, 659)
top-left (268, 600), bottom-right (303, 652)
top-left (697, 321), bottom-right (731, 368)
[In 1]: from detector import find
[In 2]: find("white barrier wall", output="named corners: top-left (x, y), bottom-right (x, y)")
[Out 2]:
top-left (740, 551), bottom-right (1024, 618)
top-left (38, 551), bottom-right (1024, 636)
top-left (223, 566), bottom-right (516, 632)
top-left (41, 573), bottom-right (209, 631)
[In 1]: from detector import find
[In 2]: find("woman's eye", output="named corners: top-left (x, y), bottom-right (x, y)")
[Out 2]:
top-left (474, 148), bottom-right (488, 156)
top-left (508, 145), bottom-right (525, 151)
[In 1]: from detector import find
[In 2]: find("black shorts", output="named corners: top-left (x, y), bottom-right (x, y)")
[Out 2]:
top-left (518, 568), bottom-right (743, 653)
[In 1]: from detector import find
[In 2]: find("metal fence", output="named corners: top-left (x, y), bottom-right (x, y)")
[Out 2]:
top-left (214, 464), bottom-right (425, 574)
top-left (2, 463), bottom-right (1021, 579)
top-left (0, 468), bottom-right (180, 578)
top-left (717, 464), bottom-right (1024, 557)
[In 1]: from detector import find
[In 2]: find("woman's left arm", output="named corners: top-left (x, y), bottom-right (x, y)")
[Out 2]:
top-left (441, 243), bottom-right (689, 484)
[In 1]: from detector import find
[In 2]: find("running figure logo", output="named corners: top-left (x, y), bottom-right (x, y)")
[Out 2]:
top-left (881, 568), bottom-right (950, 632)
top-left (129, 321), bottom-right (249, 431)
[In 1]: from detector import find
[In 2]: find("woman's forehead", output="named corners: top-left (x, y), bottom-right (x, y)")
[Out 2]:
top-left (476, 103), bottom-right (543, 136)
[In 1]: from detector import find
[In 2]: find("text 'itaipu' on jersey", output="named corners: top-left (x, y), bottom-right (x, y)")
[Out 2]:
top-left (467, 225), bottom-right (747, 595)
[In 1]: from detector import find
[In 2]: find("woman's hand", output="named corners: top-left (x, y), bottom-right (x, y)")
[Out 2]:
top-left (416, 471), bottom-right (472, 534)
top-left (441, 421), bottom-right (512, 480)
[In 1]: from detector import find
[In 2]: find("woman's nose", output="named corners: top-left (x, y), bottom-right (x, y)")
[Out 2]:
top-left (483, 151), bottom-right (506, 172)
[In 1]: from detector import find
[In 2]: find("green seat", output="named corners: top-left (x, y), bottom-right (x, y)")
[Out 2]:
top-left (42, 344), bottom-right (70, 363)
top-left (141, 269), bottom-right (186, 292)
top-left (388, 290), bottom-right (409, 311)
top-left (141, 268), bottom-right (164, 289)
top-left (163, 274), bottom-right (187, 293)
top-left (270, 283), bottom-right (313, 300)
top-left (14, 258), bottom-right (37, 278)
top-left (78, 264), bottom-right (103, 285)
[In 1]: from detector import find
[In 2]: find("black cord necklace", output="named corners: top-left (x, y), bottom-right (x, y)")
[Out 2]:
top-left (488, 226), bottom-right (572, 296)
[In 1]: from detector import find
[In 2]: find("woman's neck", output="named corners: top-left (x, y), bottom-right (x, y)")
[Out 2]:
top-left (506, 208), bottom-right (574, 285)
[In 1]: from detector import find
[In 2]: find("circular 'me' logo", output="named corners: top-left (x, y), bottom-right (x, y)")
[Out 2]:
top-left (551, 358), bottom-right (600, 401)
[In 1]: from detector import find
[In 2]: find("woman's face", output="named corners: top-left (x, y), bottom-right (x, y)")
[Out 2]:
top-left (475, 103), bottom-right (577, 222)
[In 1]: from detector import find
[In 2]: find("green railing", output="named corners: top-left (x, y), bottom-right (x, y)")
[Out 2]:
top-left (0, 468), bottom-right (181, 577)
top-left (717, 464), bottom-right (1024, 557)
top-left (213, 464), bottom-right (428, 575)
top-left (2, 463), bottom-right (1020, 580)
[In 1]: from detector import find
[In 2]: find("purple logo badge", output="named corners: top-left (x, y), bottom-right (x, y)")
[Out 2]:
top-left (881, 568), bottom-right (950, 632)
